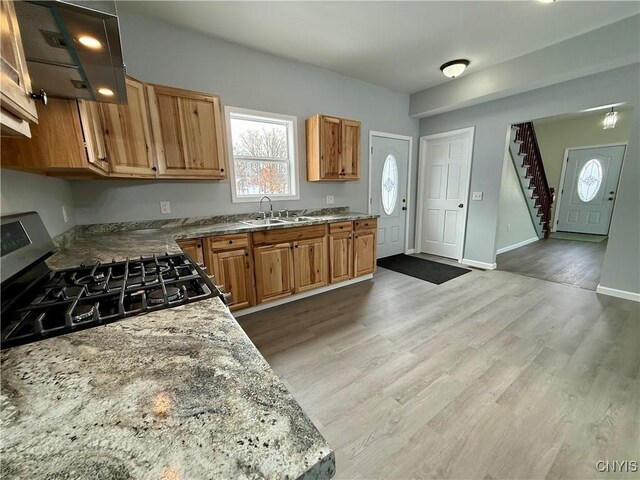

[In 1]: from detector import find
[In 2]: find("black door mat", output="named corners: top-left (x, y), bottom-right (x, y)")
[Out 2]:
top-left (377, 254), bottom-right (471, 285)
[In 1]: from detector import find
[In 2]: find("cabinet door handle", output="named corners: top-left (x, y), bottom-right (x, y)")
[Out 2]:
top-left (228, 240), bottom-right (233, 244)
top-left (30, 89), bottom-right (48, 105)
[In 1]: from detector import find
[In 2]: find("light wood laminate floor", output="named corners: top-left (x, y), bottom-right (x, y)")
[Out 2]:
top-left (497, 238), bottom-right (607, 290)
top-left (239, 266), bottom-right (639, 480)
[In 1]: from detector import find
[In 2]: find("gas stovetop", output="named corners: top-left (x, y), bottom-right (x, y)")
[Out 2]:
top-left (1, 253), bottom-right (222, 349)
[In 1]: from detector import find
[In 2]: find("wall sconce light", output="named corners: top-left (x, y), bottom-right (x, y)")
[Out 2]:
top-left (602, 107), bottom-right (619, 130)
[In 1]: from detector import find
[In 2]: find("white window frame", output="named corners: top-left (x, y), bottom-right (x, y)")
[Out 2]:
top-left (225, 106), bottom-right (300, 203)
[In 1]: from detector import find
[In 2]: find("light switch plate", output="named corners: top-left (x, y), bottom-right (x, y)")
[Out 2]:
top-left (472, 192), bottom-right (483, 201)
top-left (160, 201), bottom-right (171, 214)
top-left (326, 195), bottom-right (334, 205)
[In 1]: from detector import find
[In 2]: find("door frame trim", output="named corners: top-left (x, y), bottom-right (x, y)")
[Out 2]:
top-left (368, 130), bottom-right (414, 255)
top-left (553, 142), bottom-right (628, 233)
top-left (416, 127), bottom-right (475, 262)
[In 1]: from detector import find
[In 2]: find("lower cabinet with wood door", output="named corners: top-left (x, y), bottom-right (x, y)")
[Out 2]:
top-left (179, 220), bottom-right (377, 312)
top-left (293, 236), bottom-right (327, 292)
top-left (254, 243), bottom-right (295, 304)
top-left (353, 219), bottom-right (378, 277)
top-left (205, 234), bottom-right (255, 312)
top-left (329, 222), bottom-right (353, 283)
top-left (176, 238), bottom-right (205, 267)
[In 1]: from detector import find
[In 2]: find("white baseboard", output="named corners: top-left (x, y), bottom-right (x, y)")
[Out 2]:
top-left (496, 236), bottom-right (539, 255)
top-left (233, 274), bottom-right (374, 317)
top-left (596, 284), bottom-right (640, 302)
top-left (461, 258), bottom-right (497, 270)
top-left (405, 248), bottom-right (416, 254)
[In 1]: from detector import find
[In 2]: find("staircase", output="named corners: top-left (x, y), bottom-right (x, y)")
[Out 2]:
top-left (508, 122), bottom-right (554, 239)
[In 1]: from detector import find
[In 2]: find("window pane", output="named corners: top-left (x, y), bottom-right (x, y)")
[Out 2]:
top-left (234, 159), bottom-right (290, 196)
top-left (231, 118), bottom-right (288, 160)
top-left (576, 159), bottom-right (603, 202)
top-left (381, 154), bottom-right (398, 215)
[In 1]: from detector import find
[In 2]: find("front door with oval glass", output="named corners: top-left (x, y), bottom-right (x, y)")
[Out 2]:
top-left (556, 145), bottom-right (625, 235)
top-left (370, 134), bottom-right (410, 258)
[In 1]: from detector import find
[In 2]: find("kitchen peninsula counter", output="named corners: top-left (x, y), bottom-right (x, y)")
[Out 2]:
top-left (1, 297), bottom-right (335, 479)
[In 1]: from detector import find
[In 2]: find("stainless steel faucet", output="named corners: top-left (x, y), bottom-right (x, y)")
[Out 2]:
top-left (258, 196), bottom-right (273, 218)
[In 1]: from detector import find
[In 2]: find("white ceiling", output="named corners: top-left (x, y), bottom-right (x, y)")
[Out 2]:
top-left (118, 1), bottom-right (640, 94)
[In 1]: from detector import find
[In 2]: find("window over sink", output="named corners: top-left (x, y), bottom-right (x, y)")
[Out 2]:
top-left (225, 106), bottom-right (299, 202)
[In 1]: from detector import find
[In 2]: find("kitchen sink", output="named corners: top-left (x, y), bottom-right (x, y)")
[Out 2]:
top-left (240, 218), bottom-right (288, 226)
top-left (282, 216), bottom-right (320, 223)
top-left (127, 228), bottom-right (165, 235)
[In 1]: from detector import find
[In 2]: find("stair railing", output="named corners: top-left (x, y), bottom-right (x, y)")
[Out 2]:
top-left (513, 122), bottom-right (554, 237)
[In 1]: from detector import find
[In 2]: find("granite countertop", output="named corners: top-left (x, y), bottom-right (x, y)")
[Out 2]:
top-left (48, 208), bottom-right (378, 270)
top-left (0, 297), bottom-right (335, 479)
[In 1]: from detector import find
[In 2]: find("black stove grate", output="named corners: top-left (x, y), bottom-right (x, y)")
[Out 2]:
top-left (1, 253), bottom-right (221, 349)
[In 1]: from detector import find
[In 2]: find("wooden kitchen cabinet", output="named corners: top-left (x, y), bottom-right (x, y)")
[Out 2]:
top-left (147, 83), bottom-right (227, 179)
top-left (209, 248), bottom-right (254, 311)
top-left (205, 234), bottom-right (255, 312)
top-left (98, 77), bottom-right (156, 178)
top-left (1, 0), bottom-right (37, 137)
top-left (254, 243), bottom-right (295, 304)
top-left (293, 237), bottom-right (327, 292)
top-left (306, 114), bottom-right (361, 181)
top-left (176, 238), bottom-right (206, 267)
top-left (354, 219), bottom-right (378, 277)
top-left (329, 232), bottom-right (353, 283)
top-left (1, 98), bottom-right (108, 176)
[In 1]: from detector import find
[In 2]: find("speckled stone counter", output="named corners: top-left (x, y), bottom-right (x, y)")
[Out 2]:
top-left (48, 209), bottom-right (378, 270)
top-left (1, 298), bottom-right (335, 479)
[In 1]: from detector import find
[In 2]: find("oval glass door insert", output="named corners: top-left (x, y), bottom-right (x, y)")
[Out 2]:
top-left (577, 159), bottom-right (603, 202)
top-left (381, 154), bottom-right (398, 215)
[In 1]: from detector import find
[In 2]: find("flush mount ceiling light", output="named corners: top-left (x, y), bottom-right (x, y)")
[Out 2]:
top-left (97, 87), bottom-right (114, 97)
top-left (440, 59), bottom-right (470, 79)
top-left (77, 35), bottom-right (102, 50)
top-left (603, 107), bottom-right (619, 130)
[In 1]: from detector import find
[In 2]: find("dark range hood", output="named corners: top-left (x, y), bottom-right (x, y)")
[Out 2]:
top-left (14, 0), bottom-right (126, 104)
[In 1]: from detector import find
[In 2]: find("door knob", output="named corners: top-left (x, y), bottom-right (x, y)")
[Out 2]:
top-left (402, 206), bottom-right (407, 211)
top-left (458, 203), bottom-right (464, 208)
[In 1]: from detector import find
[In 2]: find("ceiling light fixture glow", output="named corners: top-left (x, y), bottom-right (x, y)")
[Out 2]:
top-left (603, 108), bottom-right (619, 130)
top-left (97, 87), bottom-right (114, 97)
top-left (440, 59), bottom-right (470, 79)
top-left (77, 35), bottom-right (102, 50)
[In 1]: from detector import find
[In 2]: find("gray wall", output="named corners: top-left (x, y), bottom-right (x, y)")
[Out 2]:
top-left (410, 15), bottom-right (640, 117)
top-left (71, 9), bottom-right (419, 233)
top-left (0, 169), bottom-right (75, 237)
top-left (418, 64), bottom-right (639, 294)
top-left (496, 155), bottom-right (537, 251)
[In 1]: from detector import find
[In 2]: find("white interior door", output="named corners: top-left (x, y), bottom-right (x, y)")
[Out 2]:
top-left (370, 134), bottom-right (410, 258)
top-left (418, 128), bottom-right (473, 259)
top-left (557, 145), bottom-right (625, 235)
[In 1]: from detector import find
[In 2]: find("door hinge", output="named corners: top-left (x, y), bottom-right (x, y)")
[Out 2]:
top-left (556, 219), bottom-right (559, 224)
top-left (561, 188), bottom-right (564, 194)
top-left (370, 146), bottom-right (373, 155)
top-left (369, 197), bottom-right (372, 205)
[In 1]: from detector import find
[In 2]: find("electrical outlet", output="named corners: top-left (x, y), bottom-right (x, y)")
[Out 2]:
top-left (61, 205), bottom-right (69, 223)
top-left (160, 201), bottom-right (171, 214)
top-left (472, 192), bottom-right (483, 201)
top-left (326, 195), bottom-right (334, 205)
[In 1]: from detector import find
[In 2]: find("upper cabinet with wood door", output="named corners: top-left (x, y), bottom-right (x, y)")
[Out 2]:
top-left (147, 84), bottom-right (227, 179)
top-left (98, 77), bottom-right (156, 178)
top-left (0, 0), bottom-right (38, 137)
top-left (1, 98), bottom-right (108, 176)
top-left (306, 114), bottom-right (361, 181)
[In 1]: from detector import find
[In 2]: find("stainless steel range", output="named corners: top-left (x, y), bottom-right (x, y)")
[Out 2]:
top-left (1, 212), bottom-right (227, 349)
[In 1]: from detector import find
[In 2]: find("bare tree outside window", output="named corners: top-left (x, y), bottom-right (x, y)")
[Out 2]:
top-left (230, 114), bottom-right (295, 198)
